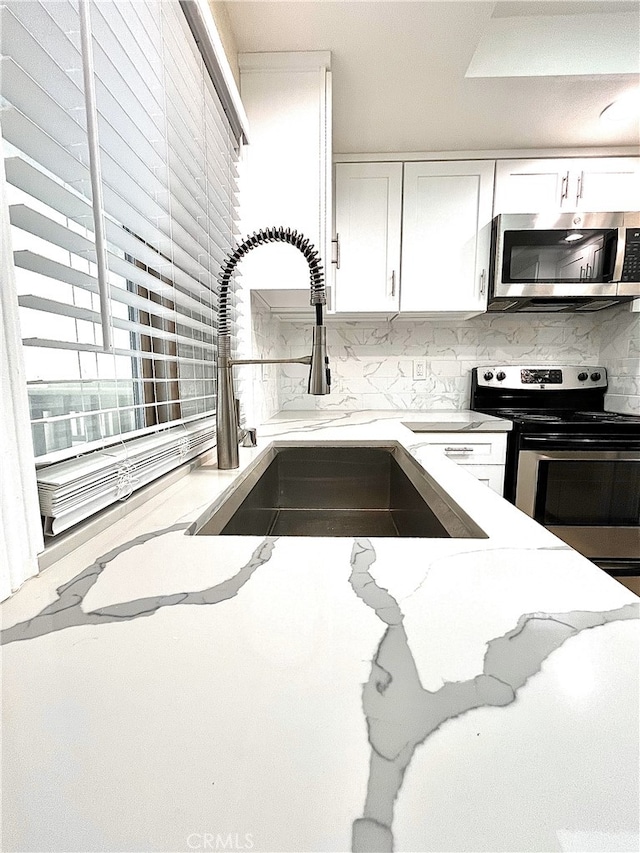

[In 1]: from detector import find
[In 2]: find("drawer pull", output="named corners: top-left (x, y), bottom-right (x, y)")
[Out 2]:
top-left (444, 446), bottom-right (474, 453)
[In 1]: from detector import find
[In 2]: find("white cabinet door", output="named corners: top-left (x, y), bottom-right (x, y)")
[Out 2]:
top-left (460, 464), bottom-right (505, 495)
top-left (238, 53), bottom-right (331, 294)
top-left (400, 161), bottom-right (495, 313)
top-left (334, 162), bottom-right (402, 313)
top-left (574, 158), bottom-right (640, 212)
top-left (494, 157), bottom-right (640, 213)
top-left (494, 159), bottom-right (570, 212)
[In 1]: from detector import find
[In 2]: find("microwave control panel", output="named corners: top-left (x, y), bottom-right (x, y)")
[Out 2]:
top-left (621, 228), bottom-right (640, 282)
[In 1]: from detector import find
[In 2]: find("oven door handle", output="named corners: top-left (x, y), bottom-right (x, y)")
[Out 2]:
top-left (521, 435), bottom-right (640, 450)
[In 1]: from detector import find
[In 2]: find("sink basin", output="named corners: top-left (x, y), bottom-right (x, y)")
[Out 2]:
top-left (192, 443), bottom-right (487, 539)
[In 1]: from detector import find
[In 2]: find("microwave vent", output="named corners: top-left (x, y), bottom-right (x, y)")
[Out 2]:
top-left (520, 302), bottom-right (573, 312)
top-left (575, 300), bottom-right (619, 311)
top-left (488, 300), bottom-right (519, 311)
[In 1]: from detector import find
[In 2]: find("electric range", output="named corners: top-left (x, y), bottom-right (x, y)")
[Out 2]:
top-left (470, 365), bottom-right (640, 574)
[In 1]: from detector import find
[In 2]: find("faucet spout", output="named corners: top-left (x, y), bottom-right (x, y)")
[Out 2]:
top-left (215, 227), bottom-right (331, 470)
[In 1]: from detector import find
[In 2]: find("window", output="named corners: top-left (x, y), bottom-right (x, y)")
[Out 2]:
top-left (1, 0), bottom-right (245, 534)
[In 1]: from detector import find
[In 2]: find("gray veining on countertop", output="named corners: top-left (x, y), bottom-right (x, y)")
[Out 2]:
top-left (1, 527), bottom-right (277, 645)
top-left (348, 538), bottom-right (639, 853)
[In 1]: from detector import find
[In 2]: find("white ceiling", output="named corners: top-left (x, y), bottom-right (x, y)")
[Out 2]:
top-left (223, 0), bottom-right (640, 154)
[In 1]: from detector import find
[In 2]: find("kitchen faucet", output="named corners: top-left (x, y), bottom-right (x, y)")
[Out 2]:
top-left (216, 226), bottom-right (331, 469)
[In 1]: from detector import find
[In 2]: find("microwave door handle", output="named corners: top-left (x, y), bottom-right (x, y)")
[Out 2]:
top-left (612, 226), bottom-right (627, 282)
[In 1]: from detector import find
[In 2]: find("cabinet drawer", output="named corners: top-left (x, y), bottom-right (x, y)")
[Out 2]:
top-left (414, 432), bottom-right (507, 465)
top-left (460, 464), bottom-right (505, 496)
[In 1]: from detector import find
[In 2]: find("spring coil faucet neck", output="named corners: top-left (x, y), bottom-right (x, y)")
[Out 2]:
top-left (216, 227), bottom-right (331, 470)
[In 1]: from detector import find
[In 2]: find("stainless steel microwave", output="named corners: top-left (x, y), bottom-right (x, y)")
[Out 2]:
top-left (487, 212), bottom-right (640, 313)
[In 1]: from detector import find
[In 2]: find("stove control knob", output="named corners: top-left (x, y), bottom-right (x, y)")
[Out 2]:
top-left (578, 372), bottom-right (588, 381)
top-left (483, 371), bottom-right (494, 381)
top-left (496, 371), bottom-right (506, 381)
top-left (590, 371), bottom-right (602, 382)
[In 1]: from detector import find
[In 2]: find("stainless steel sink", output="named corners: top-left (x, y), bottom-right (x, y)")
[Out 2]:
top-left (192, 443), bottom-right (487, 539)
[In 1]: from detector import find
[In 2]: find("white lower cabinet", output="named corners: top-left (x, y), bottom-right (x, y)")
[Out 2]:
top-left (411, 432), bottom-right (507, 496)
top-left (462, 465), bottom-right (505, 494)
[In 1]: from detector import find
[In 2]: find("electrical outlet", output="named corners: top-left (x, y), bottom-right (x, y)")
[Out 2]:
top-left (413, 358), bottom-right (427, 380)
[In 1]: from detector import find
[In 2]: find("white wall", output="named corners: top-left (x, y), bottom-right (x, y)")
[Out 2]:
top-left (207, 1), bottom-right (240, 85)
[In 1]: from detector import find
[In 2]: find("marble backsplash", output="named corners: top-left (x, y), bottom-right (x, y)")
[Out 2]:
top-left (240, 293), bottom-right (281, 426)
top-left (246, 302), bottom-right (640, 418)
top-left (597, 304), bottom-right (640, 415)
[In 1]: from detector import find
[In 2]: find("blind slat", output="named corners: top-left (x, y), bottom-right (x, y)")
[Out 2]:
top-left (9, 204), bottom-right (222, 306)
top-left (10, 203), bottom-right (95, 257)
top-left (2, 106), bottom-right (90, 187)
top-left (19, 295), bottom-right (218, 352)
top-left (5, 156), bottom-right (94, 222)
top-left (2, 58), bottom-right (88, 154)
top-left (14, 249), bottom-right (238, 328)
top-left (1, 4), bottom-right (83, 86)
top-left (22, 337), bottom-right (233, 364)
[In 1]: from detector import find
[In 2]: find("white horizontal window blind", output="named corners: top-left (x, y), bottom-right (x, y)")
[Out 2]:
top-left (1, 0), bottom-right (242, 535)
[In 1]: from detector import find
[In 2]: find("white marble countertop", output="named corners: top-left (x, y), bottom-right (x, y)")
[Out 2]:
top-left (1, 411), bottom-right (638, 853)
top-left (264, 408), bottom-right (513, 432)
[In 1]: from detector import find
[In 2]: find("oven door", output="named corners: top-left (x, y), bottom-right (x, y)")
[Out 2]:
top-left (515, 449), bottom-right (640, 569)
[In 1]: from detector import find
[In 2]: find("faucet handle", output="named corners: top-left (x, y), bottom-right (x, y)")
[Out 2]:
top-left (241, 427), bottom-right (257, 447)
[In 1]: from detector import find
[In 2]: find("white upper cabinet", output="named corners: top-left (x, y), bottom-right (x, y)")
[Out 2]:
top-left (494, 157), bottom-right (640, 213)
top-left (494, 160), bottom-right (567, 213)
top-left (575, 158), bottom-right (640, 211)
top-left (238, 52), bottom-right (331, 298)
top-left (334, 162), bottom-right (402, 312)
top-left (400, 160), bottom-right (495, 313)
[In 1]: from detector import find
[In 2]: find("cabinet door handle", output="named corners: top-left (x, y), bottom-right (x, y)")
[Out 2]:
top-left (444, 446), bottom-right (475, 453)
top-left (391, 269), bottom-right (396, 297)
top-left (576, 171), bottom-right (584, 206)
top-left (332, 233), bottom-right (340, 269)
top-left (479, 268), bottom-right (486, 296)
top-left (560, 171), bottom-right (570, 203)
top-left (585, 262), bottom-right (592, 280)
